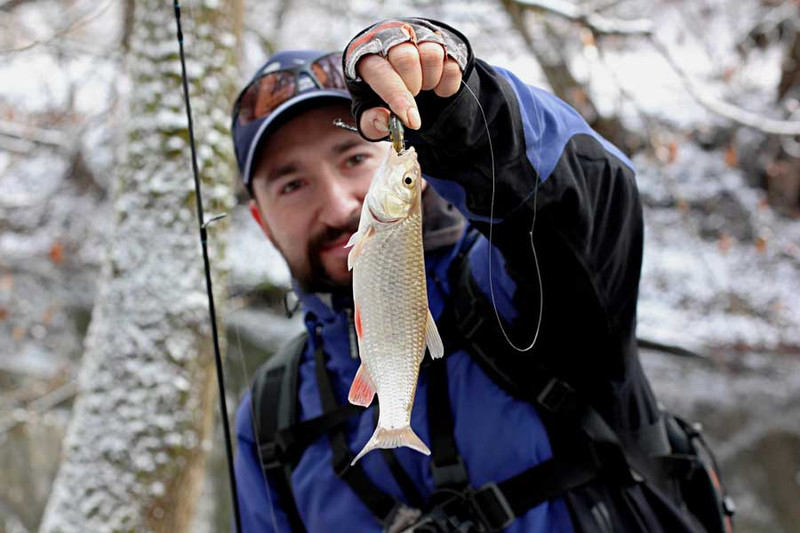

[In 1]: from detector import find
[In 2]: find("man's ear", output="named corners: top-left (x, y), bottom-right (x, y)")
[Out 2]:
top-left (249, 200), bottom-right (273, 243)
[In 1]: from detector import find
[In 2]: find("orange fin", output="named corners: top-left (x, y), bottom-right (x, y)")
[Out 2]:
top-left (348, 363), bottom-right (375, 407)
top-left (354, 304), bottom-right (363, 339)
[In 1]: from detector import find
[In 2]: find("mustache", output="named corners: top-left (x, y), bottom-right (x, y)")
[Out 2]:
top-left (308, 212), bottom-right (361, 254)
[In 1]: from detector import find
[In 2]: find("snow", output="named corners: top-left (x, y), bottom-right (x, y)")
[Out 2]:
top-left (636, 141), bottom-right (800, 352)
top-left (2, 0), bottom-right (800, 531)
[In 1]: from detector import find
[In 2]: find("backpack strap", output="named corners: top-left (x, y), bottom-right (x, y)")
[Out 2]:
top-left (251, 328), bottom-right (425, 531)
top-left (427, 359), bottom-right (469, 491)
top-left (311, 327), bottom-right (422, 529)
top-left (423, 229), bottom-right (707, 531)
top-left (250, 331), bottom-right (308, 532)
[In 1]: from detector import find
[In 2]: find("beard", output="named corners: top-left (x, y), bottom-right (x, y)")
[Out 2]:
top-left (292, 212), bottom-right (360, 295)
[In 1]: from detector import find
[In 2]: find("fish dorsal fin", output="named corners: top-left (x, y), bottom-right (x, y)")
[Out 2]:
top-left (426, 310), bottom-right (444, 359)
top-left (348, 363), bottom-right (376, 407)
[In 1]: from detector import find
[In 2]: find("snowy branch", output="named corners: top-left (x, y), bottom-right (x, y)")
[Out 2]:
top-left (513, 0), bottom-right (800, 136)
top-left (0, 380), bottom-right (77, 437)
top-left (0, 119), bottom-right (71, 149)
top-left (649, 37), bottom-right (800, 137)
top-left (514, 0), bottom-right (653, 36)
top-left (0, 0), bottom-right (114, 53)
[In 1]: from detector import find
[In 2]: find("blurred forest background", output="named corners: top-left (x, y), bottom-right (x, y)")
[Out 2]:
top-left (1, 0), bottom-right (799, 531)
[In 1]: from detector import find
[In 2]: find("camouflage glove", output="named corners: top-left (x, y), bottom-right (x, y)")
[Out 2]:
top-left (342, 18), bottom-right (474, 141)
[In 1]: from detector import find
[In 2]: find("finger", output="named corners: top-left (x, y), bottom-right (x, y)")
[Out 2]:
top-left (359, 107), bottom-right (392, 141)
top-left (434, 58), bottom-right (462, 98)
top-left (418, 42), bottom-right (445, 91)
top-left (387, 43), bottom-right (422, 96)
top-left (358, 54), bottom-right (421, 130)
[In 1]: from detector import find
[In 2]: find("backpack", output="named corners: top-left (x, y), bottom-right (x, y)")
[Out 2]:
top-left (248, 232), bottom-right (735, 532)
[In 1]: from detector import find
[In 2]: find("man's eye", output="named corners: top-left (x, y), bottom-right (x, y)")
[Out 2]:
top-left (345, 153), bottom-right (368, 168)
top-left (280, 179), bottom-right (304, 195)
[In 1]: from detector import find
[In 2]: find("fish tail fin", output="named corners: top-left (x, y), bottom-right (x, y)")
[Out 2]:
top-left (351, 426), bottom-right (431, 465)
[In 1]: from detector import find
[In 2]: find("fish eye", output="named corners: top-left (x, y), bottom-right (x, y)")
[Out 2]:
top-left (403, 175), bottom-right (414, 188)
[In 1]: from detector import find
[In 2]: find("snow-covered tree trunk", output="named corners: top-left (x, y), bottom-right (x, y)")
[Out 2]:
top-left (40, 0), bottom-right (240, 531)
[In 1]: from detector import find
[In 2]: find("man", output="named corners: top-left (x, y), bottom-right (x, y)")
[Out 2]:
top-left (231, 18), bottom-right (722, 533)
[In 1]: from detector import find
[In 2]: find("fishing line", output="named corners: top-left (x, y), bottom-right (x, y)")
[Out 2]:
top-left (459, 79), bottom-right (543, 353)
top-left (232, 320), bottom-right (283, 533)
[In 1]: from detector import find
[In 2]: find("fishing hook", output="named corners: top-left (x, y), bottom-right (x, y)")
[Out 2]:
top-left (333, 118), bottom-right (359, 132)
top-left (333, 115), bottom-right (404, 154)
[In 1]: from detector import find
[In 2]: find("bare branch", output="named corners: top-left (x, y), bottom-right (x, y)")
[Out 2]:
top-left (512, 0), bottom-right (800, 136)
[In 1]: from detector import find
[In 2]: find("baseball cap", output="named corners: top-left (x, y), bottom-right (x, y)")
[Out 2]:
top-left (231, 50), bottom-right (351, 190)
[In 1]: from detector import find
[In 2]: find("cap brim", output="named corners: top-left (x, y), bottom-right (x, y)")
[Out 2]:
top-left (242, 89), bottom-right (352, 187)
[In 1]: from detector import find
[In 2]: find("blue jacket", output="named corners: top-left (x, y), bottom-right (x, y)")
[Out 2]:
top-left (234, 54), bottom-right (653, 532)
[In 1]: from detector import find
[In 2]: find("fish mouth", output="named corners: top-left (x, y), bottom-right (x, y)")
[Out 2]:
top-left (368, 205), bottom-right (400, 224)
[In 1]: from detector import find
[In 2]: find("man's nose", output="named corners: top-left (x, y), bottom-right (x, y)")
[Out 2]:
top-left (319, 171), bottom-right (362, 227)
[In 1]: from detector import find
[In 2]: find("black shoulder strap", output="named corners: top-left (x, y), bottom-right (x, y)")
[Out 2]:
top-left (311, 331), bottom-right (416, 527)
top-left (425, 229), bottom-right (707, 531)
top-left (252, 333), bottom-right (307, 442)
top-left (251, 328), bottom-right (424, 531)
top-left (250, 332), bottom-right (308, 532)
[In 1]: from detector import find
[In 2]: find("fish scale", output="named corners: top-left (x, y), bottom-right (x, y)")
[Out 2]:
top-left (355, 211), bottom-right (426, 429)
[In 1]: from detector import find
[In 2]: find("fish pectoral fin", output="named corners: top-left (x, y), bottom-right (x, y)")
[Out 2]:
top-left (346, 227), bottom-right (373, 271)
top-left (348, 363), bottom-right (376, 407)
top-left (344, 230), bottom-right (361, 249)
top-left (425, 310), bottom-right (444, 359)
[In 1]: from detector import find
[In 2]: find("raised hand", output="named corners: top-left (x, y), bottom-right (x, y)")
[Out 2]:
top-left (355, 41), bottom-right (463, 140)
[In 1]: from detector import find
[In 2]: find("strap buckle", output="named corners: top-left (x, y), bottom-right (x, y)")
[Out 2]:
top-left (431, 455), bottom-right (469, 489)
top-left (384, 503), bottom-right (423, 533)
top-left (536, 378), bottom-right (575, 414)
top-left (259, 441), bottom-right (284, 471)
top-left (471, 483), bottom-right (515, 531)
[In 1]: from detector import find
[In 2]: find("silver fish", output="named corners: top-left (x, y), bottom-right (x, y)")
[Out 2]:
top-left (345, 146), bottom-right (444, 465)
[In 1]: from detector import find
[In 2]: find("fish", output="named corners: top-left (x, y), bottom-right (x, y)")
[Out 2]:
top-left (344, 145), bottom-right (444, 465)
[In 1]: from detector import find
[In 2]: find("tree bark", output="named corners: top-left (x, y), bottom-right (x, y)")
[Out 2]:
top-left (39, 0), bottom-right (240, 531)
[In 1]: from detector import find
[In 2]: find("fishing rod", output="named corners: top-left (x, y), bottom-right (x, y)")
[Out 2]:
top-left (171, 3), bottom-right (242, 532)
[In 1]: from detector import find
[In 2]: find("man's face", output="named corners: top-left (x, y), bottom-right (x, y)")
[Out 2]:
top-left (249, 103), bottom-right (389, 293)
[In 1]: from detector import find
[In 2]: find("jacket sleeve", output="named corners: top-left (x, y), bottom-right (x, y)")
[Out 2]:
top-left (343, 18), bottom-right (641, 345)
top-left (234, 393), bottom-right (291, 532)
top-left (412, 57), bottom-right (643, 335)
top-left (411, 60), bottom-right (656, 430)
top-left (345, 19), bottom-right (657, 430)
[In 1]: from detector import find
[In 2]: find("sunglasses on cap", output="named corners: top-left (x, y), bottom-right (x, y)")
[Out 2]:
top-left (233, 52), bottom-right (347, 127)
